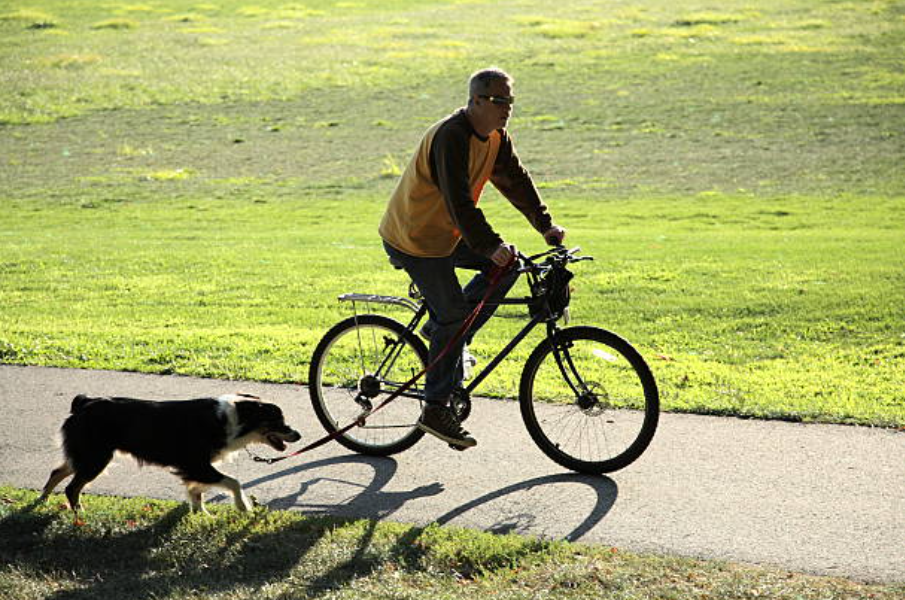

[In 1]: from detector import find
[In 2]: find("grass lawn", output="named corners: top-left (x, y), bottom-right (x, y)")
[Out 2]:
top-left (3, 487), bottom-right (903, 599)
top-left (1, 3), bottom-right (903, 421)
top-left (1, 1), bottom-right (904, 596)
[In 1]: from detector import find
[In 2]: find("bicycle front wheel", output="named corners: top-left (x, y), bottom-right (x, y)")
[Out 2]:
top-left (308, 314), bottom-right (428, 456)
top-left (519, 326), bottom-right (659, 474)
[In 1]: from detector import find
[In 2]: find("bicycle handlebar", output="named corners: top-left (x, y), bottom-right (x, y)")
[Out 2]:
top-left (516, 245), bottom-right (593, 273)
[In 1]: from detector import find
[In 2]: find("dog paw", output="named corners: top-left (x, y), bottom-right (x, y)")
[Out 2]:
top-left (189, 503), bottom-right (211, 516)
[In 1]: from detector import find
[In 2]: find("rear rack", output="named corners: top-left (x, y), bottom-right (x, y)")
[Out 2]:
top-left (338, 293), bottom-right (420, 313)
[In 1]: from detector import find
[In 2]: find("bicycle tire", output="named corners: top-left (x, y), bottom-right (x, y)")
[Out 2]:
top-left (519, 326), bottom-right (659, 474)
top-left (309, 314), bottom-right (428, 456)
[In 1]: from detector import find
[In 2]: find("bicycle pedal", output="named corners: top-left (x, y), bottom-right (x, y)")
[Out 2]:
top-left (354, 409), bottom-right (372, 428)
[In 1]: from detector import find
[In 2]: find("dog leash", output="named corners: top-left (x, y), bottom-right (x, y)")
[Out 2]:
top-left (251, 257), bottom-right (516, 465)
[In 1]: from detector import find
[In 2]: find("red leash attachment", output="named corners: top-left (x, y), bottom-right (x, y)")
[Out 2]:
top-left (253, 258), bottom-right (516, 465)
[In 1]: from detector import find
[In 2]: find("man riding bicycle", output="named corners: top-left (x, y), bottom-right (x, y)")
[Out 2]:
top-left (379, 67), bottom-right (566, 450)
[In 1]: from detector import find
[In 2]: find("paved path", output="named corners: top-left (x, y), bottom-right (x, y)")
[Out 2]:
top-left (1, 365), bottom-right (902, 583)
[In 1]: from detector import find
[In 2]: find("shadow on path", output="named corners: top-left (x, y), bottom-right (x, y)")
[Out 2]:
top-left (433, 473), bottom-right (618, 542)
top-left (222, 452), bottom-right (619, 542)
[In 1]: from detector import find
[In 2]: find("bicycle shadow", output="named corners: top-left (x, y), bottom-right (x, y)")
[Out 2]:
top-left (432, 473), bottom-right (618, 542)
top-left (212, 454), bottom-right (444, 520)
top-left (218, 453), bottom-right (618, 543)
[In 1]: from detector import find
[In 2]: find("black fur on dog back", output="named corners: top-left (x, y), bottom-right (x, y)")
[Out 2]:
top-left (61, 397), bottom-right (231, 470)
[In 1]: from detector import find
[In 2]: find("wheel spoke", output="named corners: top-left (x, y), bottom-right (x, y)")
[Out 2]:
top-left (310, 315), bottom-right (427, 455)
top-left (520, 327), bottom-right (659, 474)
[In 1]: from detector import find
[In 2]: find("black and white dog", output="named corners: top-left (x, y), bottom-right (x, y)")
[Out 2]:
top-left (40, 393), bottom-right (301, 513)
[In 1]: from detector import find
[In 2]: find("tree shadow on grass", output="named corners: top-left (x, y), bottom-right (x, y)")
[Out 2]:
top-left (2, 501), bottom-right (190, 599)
top-left (0, 497), bottom-right (340, 600)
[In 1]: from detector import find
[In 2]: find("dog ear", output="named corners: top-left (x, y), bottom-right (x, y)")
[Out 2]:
top-left (71, 395), bottom-right (97, 413)
top-left (256, 403), bottom-right (285, 423)
top-left (234, 400), bottom-right (283, 424)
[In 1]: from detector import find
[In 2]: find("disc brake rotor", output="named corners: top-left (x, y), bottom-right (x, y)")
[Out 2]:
top-left (575, 382), bottom-right (609, 416)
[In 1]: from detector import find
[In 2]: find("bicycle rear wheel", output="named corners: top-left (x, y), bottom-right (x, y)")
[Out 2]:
top-left (519, 326), bottom-right (659, 474)
top-left (309, 314), bottom-right (428, 456)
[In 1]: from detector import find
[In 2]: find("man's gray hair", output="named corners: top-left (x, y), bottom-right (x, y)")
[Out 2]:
top-left (468, 67), bottom-right (512, 100)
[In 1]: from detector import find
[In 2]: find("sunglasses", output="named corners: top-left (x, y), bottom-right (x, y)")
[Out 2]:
top-left (479, 94), bottom-right (515, 106)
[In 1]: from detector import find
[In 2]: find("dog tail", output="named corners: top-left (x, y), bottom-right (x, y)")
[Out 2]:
top-left (70, 394), bottom-right (98, 413)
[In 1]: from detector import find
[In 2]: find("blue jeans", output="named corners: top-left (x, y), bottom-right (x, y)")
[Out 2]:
top-left (383, 241), bottom-right (519, 405)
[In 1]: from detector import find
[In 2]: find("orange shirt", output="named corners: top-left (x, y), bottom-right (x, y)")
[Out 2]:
top-left (380, 109), bottom-right (551, 258)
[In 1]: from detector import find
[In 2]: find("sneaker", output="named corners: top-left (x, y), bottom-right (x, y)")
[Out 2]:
top-left (418, 404), bottom-right (477, 449)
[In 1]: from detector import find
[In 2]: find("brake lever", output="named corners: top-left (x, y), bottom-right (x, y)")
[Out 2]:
top-left (515, 252), bottom-right (533, 273)
top-left (526, 246), bottom-right (560, 262)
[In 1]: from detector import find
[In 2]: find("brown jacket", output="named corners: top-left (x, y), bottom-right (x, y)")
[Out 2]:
top-left (380, 109), bottom-right (552, 257)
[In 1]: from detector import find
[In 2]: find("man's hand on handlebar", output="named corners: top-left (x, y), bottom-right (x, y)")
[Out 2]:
top-left (543, 225), bottom-right (566, 247)
top-left (490, 242), bottom-right (517, 267)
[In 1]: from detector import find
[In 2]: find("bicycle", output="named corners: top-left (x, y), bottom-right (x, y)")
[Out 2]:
top-left (308, 246), bottom-right (659, 475)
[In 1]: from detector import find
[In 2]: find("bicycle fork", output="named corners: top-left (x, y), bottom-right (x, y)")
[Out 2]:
top-left (547, 323), bottom-right (597, 409)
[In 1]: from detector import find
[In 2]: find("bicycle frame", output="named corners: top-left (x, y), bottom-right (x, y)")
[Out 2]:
top-left (463, 302), bottom-right (547, 395)
top-left (338, 252), bottom-right (590, 404)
